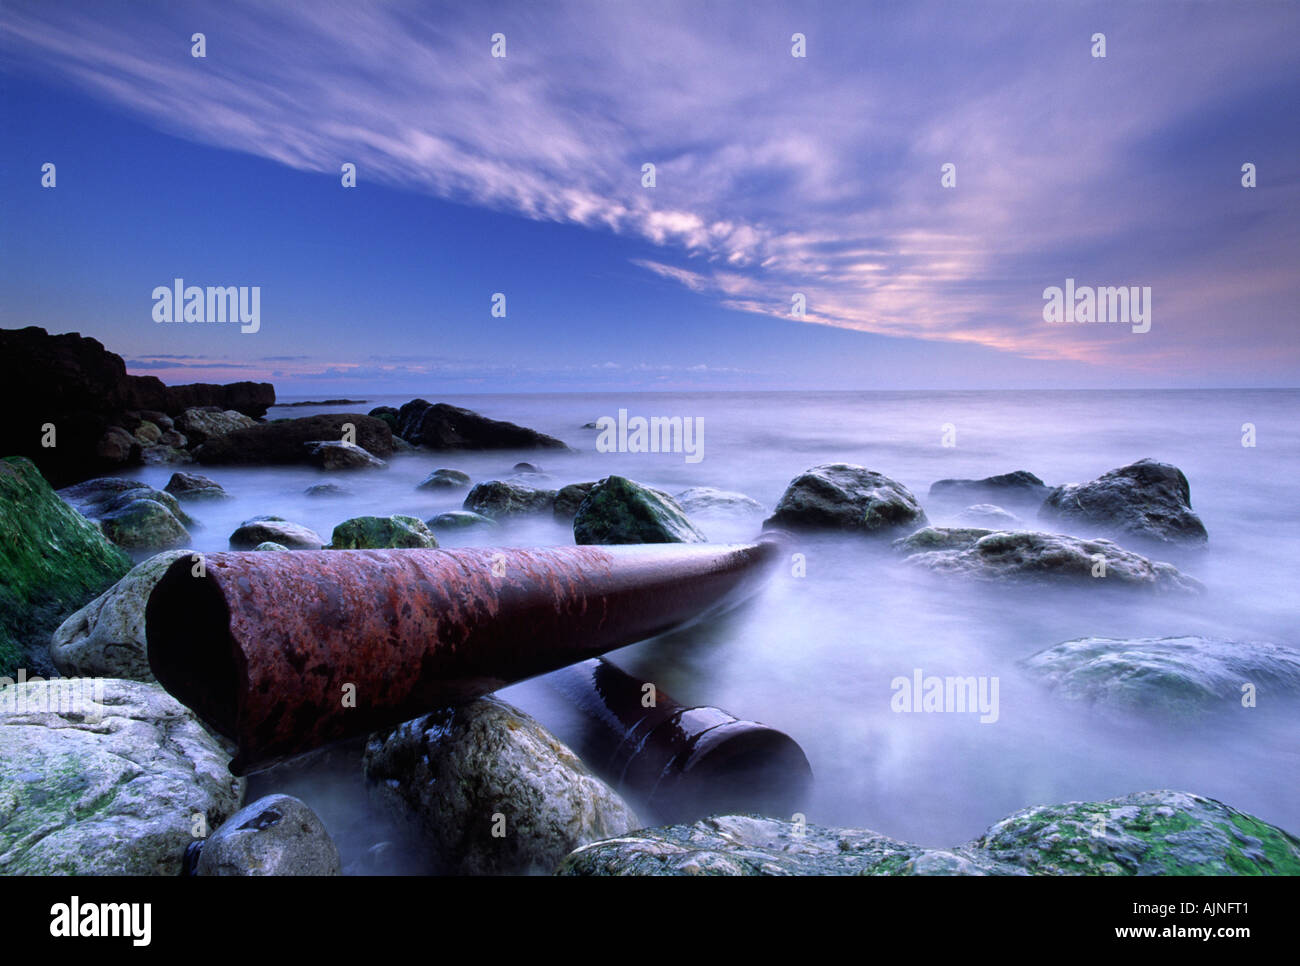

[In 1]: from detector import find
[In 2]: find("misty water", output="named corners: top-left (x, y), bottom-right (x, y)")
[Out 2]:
top-left (119, 389), bottom-right (1300, 861)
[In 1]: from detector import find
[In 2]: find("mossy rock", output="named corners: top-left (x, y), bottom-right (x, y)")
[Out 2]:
top-left (329, 514), bottom-right (438, 549)
top-left (573, 476), bottom-right (706, 545)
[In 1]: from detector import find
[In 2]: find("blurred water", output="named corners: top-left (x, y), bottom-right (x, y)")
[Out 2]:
top-left (124, 389), bottom-right (1300, 849)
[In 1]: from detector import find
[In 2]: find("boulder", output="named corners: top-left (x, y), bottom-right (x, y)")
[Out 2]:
top-left (553, 482), bottom-right (597, 521)
top-left (1019, 636), bottom-right (1300, 716)
top-left (138, 410), bottom-right (174, 431)
top-left (254, 542), bottom-right (289, 552)
top-left (194, 414), bottom-right (394, 466)
top-left (368, 406), bottom-right (399, 435)
top-left (229, 516), bottom-right (324, 550)
top-left (303, 440), bottom-right (386, 470)
top-left (0, 458), bottom-right (131, 676)
top-left (893, 527), bottom-right (1203, 594)
top-left (427, 511), bottom-right (498, 531)
top-left (58, 478), bottom-right (194, 551)
top-left (512, 462), bottom-right (543, 473)
top-left (0, 678), bottom-right (244, 875)
top-left (164, 471), bottom-right (230, 501)
top-left (329, 515), bottom-right (438, 549)
top-left (675, 486), bottom-right (765, 516)
top-left (133, 420), bottom-right (162, 444)
top-left (363, 697), bottom-right (638, 875)
top-left (140, 444), bottom-right (194, 465)
top-left (573, 476), bottom-right (706, 545)
top-left (954, 504), bottom-right (1022, 527)
top-left (1039, 459), bottom-right (1208, 546)
top-left (304, 482), bottom-right (350, 498)
top-left (929, 470), bottom-right (1050, 507)
top-left (95, 426), bottom-right (139, 465)
top-left (463, 480), bottom-right (557, 519)
top-left (763, 463), bottom-right (927, 535)
top-left (195, 794), bottom-right (341, 876)
top-left (396, 399), bottom-right (569, 451)
top-left (50, 550), bottom-right (191, 682)
top-left (416, 468), bottom-right (472, 490)
top-left (174, 407), bottom-right (259, 446)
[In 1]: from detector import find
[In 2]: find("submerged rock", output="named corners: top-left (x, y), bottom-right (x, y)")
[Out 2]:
top-left (764, 463), bottom-right (927, 535)
top-left (954, 504), bottom-right (1022, 527)
top-left (0, 458), bottom-right (131, 676)
top-left (195, 794), bottom-right (341, 876)
top-left (329, 515), bottom-right (438, 549)
top-left (397, 399), bottom-right (569, 451)
top-left (463, 479), bottom-right (557, 519)
top-left (50, 550), bottom-right (191, 682)
top-left (1020, 636), bottom-right (1300, 716)
top-left (552, 482), bottom-right (597, 521)
top-left (164, 471), bottom-right (230, 501)
top-left (416, 468), bottom-right (472, 490)
top-left (929, 470), bottom-right (1050, 508)
top-left (675, 486), bottom-right (765, 516)
top-left (304, 440), bottom-right (386, 470)
top-left (59, 477), bottom-right (194, 551)
top-left (1039, 459), bottom-right (1208, 547)
top-left (364, 697), bottom-right (638, 875)
top-left (195, 414), bottom-right (394, 465)
top-left (0, 678), bottom-right (244, 875)
top-left (427, 510), bottom-right (498, 531)
top-left (304, 482), bottom-right (350, 498)
top-left (229, 515), bottom-right (324, 550)
top-left (573, 476), bottom-right (706, 545)
top-left (894, 527), bottom-right (1203, 594)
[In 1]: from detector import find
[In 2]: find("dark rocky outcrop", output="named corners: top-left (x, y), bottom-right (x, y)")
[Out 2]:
top-left (195, 414), bottom-right (393, 465)
top-left (396, 399), bottom-right (568, 451)
top-left (1039, 459), bottom-right (1208, 547)
top-left (763, 463), bottom-right (927, 535)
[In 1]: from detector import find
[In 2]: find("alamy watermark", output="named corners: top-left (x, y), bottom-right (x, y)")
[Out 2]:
top-left (0, 670), bottom-right (106, 720)
top-left (1042, 278), bottom-right (1150, 334)
top-left (890, 668), bottom-right (1000, 723)
top-left (594, 408), bottom-right (704, 463)
top-left (152, 277), bottom-right (260, 333)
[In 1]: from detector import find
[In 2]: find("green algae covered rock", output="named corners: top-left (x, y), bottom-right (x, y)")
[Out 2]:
top-left (329, 514), bottom-right (438, 549)
top-left (573, 476), bottom-right (706, 545)
top-left (0, 457), bottom-right (131, 676)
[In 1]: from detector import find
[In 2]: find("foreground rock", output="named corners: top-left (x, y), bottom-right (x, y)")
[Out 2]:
top-left (416, 468), bottom-right (471, 490)
top-left (561, 790), bottom-right (1300, 876)
top-left (50, 550), bottom-right (190, 682)
top-left (195, 794), bottom-right (341, 876)
top-left (304, 439), bottom-right (386, 470)
top-left (0, 458), bottom-right (130, 675)
top-left (195, 414), bottom-right (393, 465)
top-left (164, 471), bottom-right (230, 501)
top-left (59, 477), bottom-right (195, 551)
top-left (552, 482), bottom-right (597, 521)
top-left (463, 480), bottom-right (557, 519)
top-left (229, 516), bottom-right (324, 550)
top-left (573, 476), bottom-right (706, 545)
top-left (0, 679), bottom-right (244, 875)
top-left (1020, 636), bottom-right (1300, 716)
top-left (1039, 459), bottom-right (1208, 547)
top-left (894, 527), bottom-right (1203, 594)
top-left (763, 464), bottom-right (927, 535)
top-left (329, 515), bottom-right (438, 549)
top-left (396, 399), bottom-right (569, 451)
top-left (929, 470), bottom-right (1050, 508)
top-left (364, 697), bottom-right (638, 875)
top-left (175, 407), bottom-right (258, 445)
top-left (675, 486), bottom-right (765, 516)
top-left (427, 511), bottom-right (498, 531)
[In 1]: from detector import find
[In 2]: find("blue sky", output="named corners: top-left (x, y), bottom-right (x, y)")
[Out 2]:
top-left (2, 0), bottom-right (1297, 393)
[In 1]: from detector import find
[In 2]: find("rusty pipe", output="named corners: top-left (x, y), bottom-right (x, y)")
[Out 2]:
top-left (547, 658), bottom-right (812, 823)
top-left (145, 540), bottom-right (782, 774)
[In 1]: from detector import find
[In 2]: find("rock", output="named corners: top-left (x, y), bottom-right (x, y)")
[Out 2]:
top-left (416, 468), bottom-right (471, 490)
top-left (975, 790), bottom-right (1300, 875)
top-left (0, 458), bottom-right (131, 676)
top-left (893, 527), bottom-right (1204, 594)
top-left (304, 482), bottom-right (350, 498)
top-left (581, 421), bottom-right (600, 429)
top-left (561, 791), bottom-right (1300, 876)
top-left (512, 462), bottom-right (542, 473)
top-left (140, 444), bottom-right (194, 465)
top-left (95, 426), bottom-right (139, 465)
top-left (133, 420), bottom-right (162, 444)
top-left (138, 410), bottom-right (174, 431)
top-left (427, 511), bottom-right (499, 531)
top-left (303, 440), bottom-right (386, 470)
top-left (675, 486), bottom-right (765, 516)
top-left (59, 478), bottom-right (194, 551)
top-left (157, 429), bottom-right (187, 447)
top-left (1039, 459), bottom-right (1208, 547)
top-left (195, 414), bottom-right (394, 466)
top-left (553, 482), bottom-right (597, 521)
top-left (1019, 636), bottom-right (1300, 716)
top-left (254, 542), bottom-right (289, 551)
top-left (50, 550), bottom-right (191, 682)
top-left (396, 399), bottom-right (569, 451)
top-left (195, 794), bottom-right (341, 876)
top-left (929, 470), bottom-right (1050, 507)
top-left (573, 476), bottom-right (706, 545)
top-left (363, 697), bottom-right (638, 875)
top-left (368, 406), bottom-right (399, 435)
top-left (164, 471), bottom-right (230, 501)
top-left (174, 408), bottom-right (259, 446)
top-left (229, 516), bottom-right (324, 550)
top-left (463, 480), bottom-right (557, 519)
top-left (763, 463), bottom-right (927, 535)
top-left (0, 678), bottom-right (244, 875)
top-left (559, 814), bottom-right (1023, 876)
top-left (329, 515), bottom-right (438, 549)
top-left (955, 504), bottom-right (1022, 527)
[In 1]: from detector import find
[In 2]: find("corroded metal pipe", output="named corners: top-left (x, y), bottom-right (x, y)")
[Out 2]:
top-left (145, 540), bottom-right (782, 774)
top-left (548, 658), bottom-right (813, 823)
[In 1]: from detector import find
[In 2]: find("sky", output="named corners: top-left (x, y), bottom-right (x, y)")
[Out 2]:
top-left (1, 0), bottom-right (1297, 394)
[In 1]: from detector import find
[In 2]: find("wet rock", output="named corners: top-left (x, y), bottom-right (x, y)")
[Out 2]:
top-left (304, 482), bottom-right (350, 498)
top-left (58, 478), bottom-right (194, 551)
top-left (195, 414), bottom-right (394, 466)
top-left (329, 515), bottom-right (438, 549)
top-left (0, 678), bottom-right (244, 875)
top-left (140, 444), bottom-right (194, 465)
top-left (229, 516), bottom-right (324, 550)
top-left (427, 511), bottom-right (499, 531)
top-left (138, 410), bottom-right (173, 432)
top-left (463, 480), bottom-right (557, 519)
top-left (763, 463), bottom-right (927, 535)
top-left (1039, 459), bottom-right (1208, 547)
top-left (195, 794), bottom-right (341, 876)
top-left (955, 504), bottom-right (1022, 527)
top-left (894, 527), bottom-right (1203, 594)
top-left (553, 482), bottom-right (597, 521)
top-left (133, 420), bottom-right (162, 444)
top-left (929, 470), bottom-right (1050, 508)
top-left (0, 458), bottom-right (131, 676)
top-left (512, 462), bottom-right (542, 473)
top-left (416, 468), bottom-right (471, 490)
top-left (675, 486), bottom-right (764, 516)
top-left (175, 407), bottom-right (259, 446)
top-left (574, 476), bottom-right (706, 545)
top-left (95, 426), bottom-right (139, 465)
top-left (164, 471), bottom-right (230, 501)
top-left (368, 406), bottom-right (399, 435)
top-left (304, 439), bottom-right (386, 470)
top-left (50, 550), bottom-right (191, 682)
top-left (363, 696), bottom-right (638, 875)
top-left (254, 542), bottom-right (289, 551)
top-left (1019, 636), bottom-right (1300, 716)
top-left (396, 399), bottom-right (569, 451)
